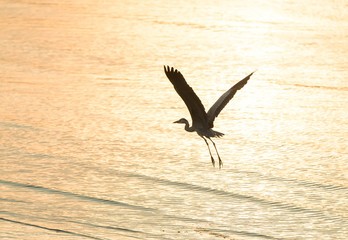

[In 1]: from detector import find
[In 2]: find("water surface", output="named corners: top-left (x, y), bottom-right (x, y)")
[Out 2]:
top-left (1, 0), bottom-right (347, 239)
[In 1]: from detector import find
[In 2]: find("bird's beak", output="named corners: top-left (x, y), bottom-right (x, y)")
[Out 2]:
top-left (173, 120), bottom-right (180, 123)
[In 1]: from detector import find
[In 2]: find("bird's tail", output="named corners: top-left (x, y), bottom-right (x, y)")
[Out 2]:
top-left (213, 130), bottom-right (224, 138)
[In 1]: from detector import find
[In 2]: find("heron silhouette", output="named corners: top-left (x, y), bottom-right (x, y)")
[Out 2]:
top-left (164, 66), bottom-right (254, 168)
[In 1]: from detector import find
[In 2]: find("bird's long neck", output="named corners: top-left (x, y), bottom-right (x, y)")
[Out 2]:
top-left (183, 119), bottom-right (195, 132)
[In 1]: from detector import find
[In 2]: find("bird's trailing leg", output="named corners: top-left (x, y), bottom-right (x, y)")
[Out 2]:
top-left (202, 137), bottom-right (215, 167)
top-left (208, 137), bottom-right (223, 168)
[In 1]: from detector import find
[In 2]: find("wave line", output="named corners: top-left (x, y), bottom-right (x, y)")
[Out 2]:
top-left (0, 179), bottom-right (157, 212)
top-left (0, 217), bottom-right (105, 240)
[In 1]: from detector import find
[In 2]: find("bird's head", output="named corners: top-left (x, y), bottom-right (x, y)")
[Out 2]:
top-left (173, 118), bottom-right (187, 124)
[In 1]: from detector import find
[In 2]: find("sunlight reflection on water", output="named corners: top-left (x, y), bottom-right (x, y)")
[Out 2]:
top-left (1, 0), bottom-right (347, 239)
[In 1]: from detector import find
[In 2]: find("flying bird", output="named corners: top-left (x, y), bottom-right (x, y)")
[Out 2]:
top-left (164, 66), bottom-right (254, 168)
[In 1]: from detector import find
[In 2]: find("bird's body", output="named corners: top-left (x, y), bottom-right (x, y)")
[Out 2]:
top-left (174, 117), bottom-right (224, 137)
top-left (164, 66), bottom-right (254, 168)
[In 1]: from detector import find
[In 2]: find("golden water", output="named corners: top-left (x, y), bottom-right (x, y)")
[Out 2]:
top-left (1, 0), bottom-right (347, 239)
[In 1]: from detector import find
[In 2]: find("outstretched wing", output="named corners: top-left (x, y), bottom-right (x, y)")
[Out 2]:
top-left (207, 71), bottom-right (254, 127)
top-left (164, 66), bottom-right (209, 129)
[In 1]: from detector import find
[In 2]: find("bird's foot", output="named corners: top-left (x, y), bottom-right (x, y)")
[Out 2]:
top-left (211, 156), bottom-right (215, 167)
top-left (218, 157), bottom-right (223, 169)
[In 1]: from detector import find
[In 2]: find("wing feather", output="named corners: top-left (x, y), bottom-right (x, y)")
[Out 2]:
top-left (164, 66), bottom-right (208, 129)
top-left (207, 71), bottom-right (254, 127)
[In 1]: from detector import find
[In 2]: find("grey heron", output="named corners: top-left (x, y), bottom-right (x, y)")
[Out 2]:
top-left (164, 66), bottom-right (254, 168)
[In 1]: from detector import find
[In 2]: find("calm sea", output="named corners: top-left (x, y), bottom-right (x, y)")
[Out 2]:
top-left (1, 0), bottom-right (347, 239)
